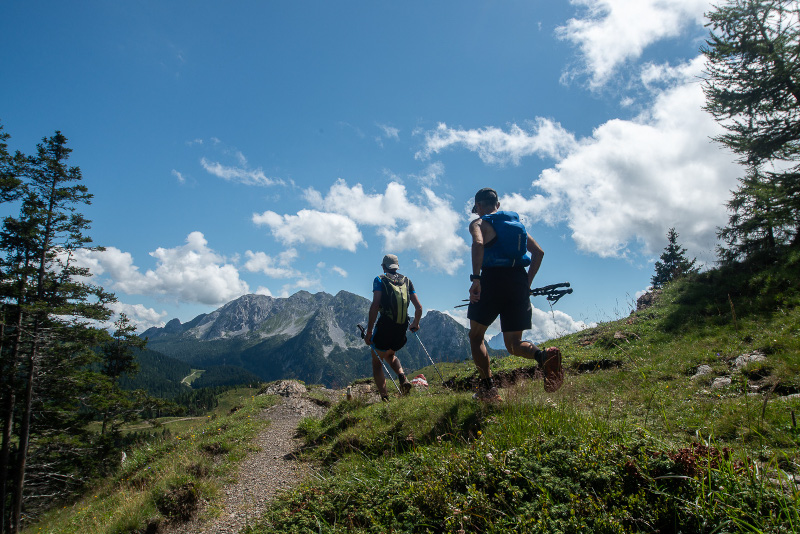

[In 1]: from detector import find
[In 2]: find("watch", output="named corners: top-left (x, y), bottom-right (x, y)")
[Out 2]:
top-left (470, 274), bottom-right (481, 281)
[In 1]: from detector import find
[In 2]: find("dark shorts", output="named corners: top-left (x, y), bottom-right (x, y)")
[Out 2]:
top-left (467, 266), bottom-right (532, 332)
top-left (373, 315), bottom-right (409, 351)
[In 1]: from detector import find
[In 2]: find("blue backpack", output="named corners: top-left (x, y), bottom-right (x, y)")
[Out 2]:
top-left (481, 211), bottom-right (531, 268)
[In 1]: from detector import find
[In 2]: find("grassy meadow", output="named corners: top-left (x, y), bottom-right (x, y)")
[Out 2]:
top-left (23, 252), bottom-right (800, 533)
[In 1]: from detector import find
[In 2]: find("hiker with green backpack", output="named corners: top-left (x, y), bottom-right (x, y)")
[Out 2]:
top-left (364, 254), bottom-right (423, 401)
top-left (467, 187), bottom-right (564, 402)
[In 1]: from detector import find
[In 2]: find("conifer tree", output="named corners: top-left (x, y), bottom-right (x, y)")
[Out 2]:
top-left (651, 228), bottom-right (698, 289)
top-left (0, 131), bottom-right (113, 532)
top-left (703, 0), bottom-right (800, 261)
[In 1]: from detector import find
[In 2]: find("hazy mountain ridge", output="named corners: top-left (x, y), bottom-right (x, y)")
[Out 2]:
top-left (141, 290), bottom-right (484, 388)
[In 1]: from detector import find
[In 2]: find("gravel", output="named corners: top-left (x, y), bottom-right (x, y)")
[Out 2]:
top-left (163, 383), bottom-right (339, 534)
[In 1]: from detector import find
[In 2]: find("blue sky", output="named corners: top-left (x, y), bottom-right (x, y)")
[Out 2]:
top-left (0, 1), bottom-right (742, 340)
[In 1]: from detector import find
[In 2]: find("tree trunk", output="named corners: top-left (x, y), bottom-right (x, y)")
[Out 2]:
top-left (10, 328), bottom-right (38, 534)
top-left (0, 309), bottom-right (23, 534)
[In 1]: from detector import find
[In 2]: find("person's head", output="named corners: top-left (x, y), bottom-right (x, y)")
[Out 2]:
top-left (472, 187), bottom-right (499, 216)
top-left (381, 253), bottom-right (400, 273)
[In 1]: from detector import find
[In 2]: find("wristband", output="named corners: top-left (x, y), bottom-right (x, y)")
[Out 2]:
top-left (470, 274), bottom-right (481, 281)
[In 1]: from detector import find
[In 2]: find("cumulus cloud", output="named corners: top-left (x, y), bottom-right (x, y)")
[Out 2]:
top-left (556, 0), bottom-right (708, 87)
top-left (108, 302), bottom-right (168, 332)
top-left (302, 180), bottom-right (468, 274)
top-left (424, 58), bottom-right (740, 264)
top-left (201, 158), bottom-right (283, 187)
top-left (243, 248), bottom-right (300, 278)
top-left (526, 307), bottom-right (594, 343)
top-left (415, 119), bottom-right (577, 165)
top-left (74, 232), bottom-right (250, 305)
top-left (444, 306), bottom-right (592, 343)
top-left (252, 209), bottom-right (365, 252)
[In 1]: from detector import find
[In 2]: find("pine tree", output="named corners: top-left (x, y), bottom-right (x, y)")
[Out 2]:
top-left (702, 0), bottom-right (800, 261)
top-left (0, 131), bottom-right (115, 532)
top-left (651, 228), bottom-right (698, 289)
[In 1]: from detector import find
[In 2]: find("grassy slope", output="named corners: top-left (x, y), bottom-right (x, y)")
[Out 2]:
top-left (24, 254), bottom-right (800, 533)
top-left (250, 256), bottom-right (800, 533)
top-left (23, 388), bottom-right (276, 534)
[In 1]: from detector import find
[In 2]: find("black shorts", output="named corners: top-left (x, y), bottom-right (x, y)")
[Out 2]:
top-left (467, 266), bottom-right (532, 332)
top-left (373, 315), bottom-right (409, 351)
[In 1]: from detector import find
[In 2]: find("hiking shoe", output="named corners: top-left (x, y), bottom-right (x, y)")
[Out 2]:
top-left (542, 347), bottom-right (564, 393)
top-left (400, 380), bottom-right (413, 395)
top-left (472, 386), bottom-right (503, 403)
top-left (381, 394), bottom-right (390, 402)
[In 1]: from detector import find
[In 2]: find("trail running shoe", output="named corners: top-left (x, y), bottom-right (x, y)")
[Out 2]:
top-left (543, 348), bottom-right (564, 393)
top-left (401, 380), bottom-right (413, 395)
top-left (472, 386), bottom-right (503, 403)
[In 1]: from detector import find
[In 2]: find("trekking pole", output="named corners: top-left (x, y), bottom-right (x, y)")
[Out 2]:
top-left (454, 282), bottom-right (574, 308)
top-left (530, 282), bottom-right (573, 305)
top-left (412, 331), bottom-right (446, 386)
top-left (357, 324), bottom-right (401, 394)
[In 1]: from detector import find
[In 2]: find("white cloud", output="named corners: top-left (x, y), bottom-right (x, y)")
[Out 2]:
top-left (255, 286), bottom-right (273, 297)
top-left (302, 180), bottom-right (468, 274)
top-left (200, 157), bottom-right (283, 187)
top-left (75, 232), bottom-right (250, 305)
top-left (556, 0), bottom-right (708, 88)
top-left (526, 307), bottom-right (594, 344)
top-left (376, 123), bottom-right (400, 146)
top-left (171, 169), bottom-right (186, 184)
top-left (108, 302), bottom-right (168, 332)
top-left (252, 209), bottom-right (365, 252)
top-left (415, 119), bottom-right (578, 165)
top-left (243, 248), bottom-right (299, 278)
top-left (411, 161), bottom-right (445, 186)
top-left (331, 266), bottom-right (348, 277)
top-left (444, 306), bottom-right (592, 344)
top-left (503, 57), bottom-right (740, 262)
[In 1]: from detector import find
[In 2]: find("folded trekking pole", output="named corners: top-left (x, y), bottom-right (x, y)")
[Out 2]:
top-left (357, 324), bottom-right (401, 394)
top-left (530, 282), bottom-right (573, 304)
top-left (412, 331), bottom-right (445, 386)
top-left (455, 281), bottom-right (573, 308)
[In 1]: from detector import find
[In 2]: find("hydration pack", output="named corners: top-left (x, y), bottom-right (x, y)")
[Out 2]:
top-left (481, 211), bottom-right (532, 268)
top-left (380, 274), bottom-right (410, 324)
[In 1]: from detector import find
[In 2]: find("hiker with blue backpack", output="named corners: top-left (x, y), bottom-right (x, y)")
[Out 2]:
top-left (364, 254), bottom-right (423, 401)
top-left (467, 188), bottom-right (564, 402)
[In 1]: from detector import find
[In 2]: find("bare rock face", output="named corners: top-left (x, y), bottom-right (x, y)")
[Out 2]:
top-left (636, 290), bottom-right (662, 311)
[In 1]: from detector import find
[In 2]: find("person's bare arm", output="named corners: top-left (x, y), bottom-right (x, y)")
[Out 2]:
top-left (526, 234), bottom-right (544, 287)
top-left (409, 293), bottom-right (422, 332)
top-left (469, 219), bottom-right (485, 302)
top-left (365, 290), bottom-right (381, 345)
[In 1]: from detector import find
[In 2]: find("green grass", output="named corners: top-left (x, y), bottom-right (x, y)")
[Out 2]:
top-left (23, 390), bottom-right (277, 534)
top-left (247, 259), bottom-right (800, 533)
top-left (25, 254), bottom-right (800, 533)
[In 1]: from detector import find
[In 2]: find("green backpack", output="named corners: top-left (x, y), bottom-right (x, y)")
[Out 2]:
top-left (380, 274), bottom-right (410, 324)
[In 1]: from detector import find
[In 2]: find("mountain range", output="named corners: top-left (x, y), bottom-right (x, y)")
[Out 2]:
top-left (141, 290), bottom-right (486, 388)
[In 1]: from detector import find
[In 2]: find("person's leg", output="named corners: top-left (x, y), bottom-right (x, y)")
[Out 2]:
top-left (371, 351), bottom-right (388, 399)
top-left (503, 331), bottom-right (563, 392)
top-left (382, 350), bottom-right (412, 394)
top-left (468, 321), bottom-right (491, 379)
top-left (502, 331), bottom-right (540, 360)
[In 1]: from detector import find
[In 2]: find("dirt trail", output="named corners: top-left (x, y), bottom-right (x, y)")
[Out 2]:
top-left (163, 381), bottom-right (340, 534)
